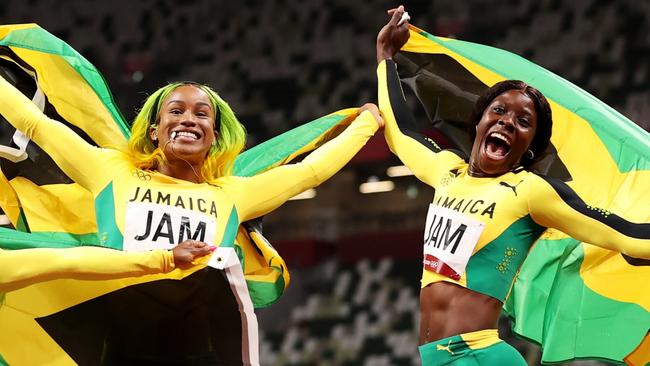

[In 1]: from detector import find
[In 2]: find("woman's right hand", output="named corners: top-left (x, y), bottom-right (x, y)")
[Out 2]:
top-left (359, 103), bottom-right (384, 129)
top-left (171, 240), bottom-right (215, 267)
top-left (376, 5), bottom-right (411, 63)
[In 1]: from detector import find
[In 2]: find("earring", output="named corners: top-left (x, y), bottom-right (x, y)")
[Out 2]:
top-left (525, 150), bottom-right (534, 159)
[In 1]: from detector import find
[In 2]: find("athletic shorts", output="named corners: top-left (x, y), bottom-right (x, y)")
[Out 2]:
top-left (418, 329), bottom-right (526, 366)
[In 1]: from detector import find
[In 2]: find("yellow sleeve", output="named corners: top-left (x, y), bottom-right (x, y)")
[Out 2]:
top-left (0, 247), bottom-right (174, 293)
top-left (231, 111), bottom-right (378, 221)
top-left (0, 76), bottom-right (107, 192)
top-left (527, 175), bottom-right (650, 259)
top-left (378, 59), bottom-right (441, 187)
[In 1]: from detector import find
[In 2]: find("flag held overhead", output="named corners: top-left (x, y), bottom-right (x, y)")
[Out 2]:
top-left (394, 24), bottom-right (649, 365)
top-left (0, 24), bottom-right (360, 365)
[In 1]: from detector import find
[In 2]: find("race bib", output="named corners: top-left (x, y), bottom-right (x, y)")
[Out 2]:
top-left (123, 202), bottom-right (216, 251)
top-left (422, 204), bottom-right (485, 280)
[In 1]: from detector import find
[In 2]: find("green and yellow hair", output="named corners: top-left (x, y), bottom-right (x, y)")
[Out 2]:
top-left (128, 82), bottom-right (246, 182)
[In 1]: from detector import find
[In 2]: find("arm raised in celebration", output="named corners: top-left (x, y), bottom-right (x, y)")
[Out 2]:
top-left (376, 7), bottom-right (446, 186)
top-left (0, 76), bottom-right (108, 192)
top-left (231, 108), bottom-right (381, 221)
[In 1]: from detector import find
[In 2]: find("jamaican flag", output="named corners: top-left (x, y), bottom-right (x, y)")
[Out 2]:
top-left (0, 23), bottom-right (358, 365)
top-left (394, 25), bottom-right (650, 365)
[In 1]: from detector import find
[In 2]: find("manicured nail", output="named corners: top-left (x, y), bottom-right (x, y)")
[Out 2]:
top-left (209, 246), bottom-right (217, 252)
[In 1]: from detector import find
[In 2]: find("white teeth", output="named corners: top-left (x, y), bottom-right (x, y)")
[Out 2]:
top-left (490, 132), bottom-right (509, 144)
top-left (173, 131), bottom-right (199, 140)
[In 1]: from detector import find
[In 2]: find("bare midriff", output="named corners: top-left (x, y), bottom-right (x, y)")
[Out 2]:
top-left (419, 281), bottom-right (503, 344)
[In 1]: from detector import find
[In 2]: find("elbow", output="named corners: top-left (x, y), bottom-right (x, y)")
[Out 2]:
top-left (300, 160), bottom-right (332, 186)
top-left (309, 165), bottom-right (328, 187)
top-left (612, 234), bottom-right (650, 260)
top-left (387, 143), bottom-right (399, 156)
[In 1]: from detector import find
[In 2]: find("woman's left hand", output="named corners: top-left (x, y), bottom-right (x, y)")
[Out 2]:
top-left (172, 240), bottom-right (216, 267)
top-left (377, 5), bottom-right (411, 63)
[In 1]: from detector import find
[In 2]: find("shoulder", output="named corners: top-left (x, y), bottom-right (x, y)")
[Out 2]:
top-left (104, 149), bottom-right (140, 169)
top-left (98, 148), bottom-right (128, 160)
top-left (211, 175), bottom-right (244, 191)
top-left (438, 149), bottom-right (467, 167)
top-left (518, 170), bottom-right (566, 188)
top-left (515, 169), bottom-right (567, 200)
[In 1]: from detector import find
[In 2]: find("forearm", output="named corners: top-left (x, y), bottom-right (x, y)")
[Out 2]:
top-left (0, 76), bottom-right (104, 190)
top-left (0, 247), bottom-right (174, 292)
top-left (530, 177), bottom-right (650, 259)
top-left (545, 214), bottom-right (649, 258)
top-left (377, 60), bottom-right (440, 183)
top-left (301, 110), bottom-right (377, 182)
top-left (235, 112), bottom-right (377, 220)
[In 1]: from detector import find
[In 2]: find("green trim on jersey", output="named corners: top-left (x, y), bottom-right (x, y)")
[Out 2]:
top-left (419, 334), bottom-right (526, 366)
top-left (219, 207), bottom-right (239, 248)
top-left (466, 215), bottom-right (545, 301)
top-left (95, 183), bottom-right (123, 249)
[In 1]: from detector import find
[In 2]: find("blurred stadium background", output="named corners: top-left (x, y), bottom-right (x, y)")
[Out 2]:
top-left (2, 0), bottom-right (648, 365)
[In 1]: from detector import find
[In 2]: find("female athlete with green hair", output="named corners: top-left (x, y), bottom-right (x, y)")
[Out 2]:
top-left (0, 77), bottom-right (383, 365)
top-left (128, 81), bottom-right (246, 183)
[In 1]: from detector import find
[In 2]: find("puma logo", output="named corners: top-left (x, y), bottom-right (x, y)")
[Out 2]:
top-left (499, 180), bottom-right (523, 196)
top-left (436, 339), bottom-right (454, 355)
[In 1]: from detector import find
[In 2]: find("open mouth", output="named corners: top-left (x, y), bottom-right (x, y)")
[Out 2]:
top-left (484, 132), bottom-right (511, 159)
top-left (171, 130), bottom-right (200, 141)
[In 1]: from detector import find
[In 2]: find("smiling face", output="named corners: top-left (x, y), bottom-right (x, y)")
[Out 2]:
top-left (469, 89), bottom-right (538, 177)
top-left (151, 85), bottom-right (217, 165)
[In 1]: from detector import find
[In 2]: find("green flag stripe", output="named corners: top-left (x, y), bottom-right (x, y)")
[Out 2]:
top-left (506, 238), bottom-right (649, 363)
top-left (15, 209), bottom-right (29, 233)
top-left (0, 27), bottom-right (130, 138)
top-left (94, 183), bottom-right (123, 249)
top-left (234, 113), bottom-right (348, 176)
top-left (417, 31), bottom-right (650, 173)
top-left (246, 274), bottom-right (285, 308)
top-left (0, 226), bottom-right (98, 249)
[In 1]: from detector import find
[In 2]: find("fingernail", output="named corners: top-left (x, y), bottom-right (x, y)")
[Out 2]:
top-left (209, 246), bottom-right (217, 252)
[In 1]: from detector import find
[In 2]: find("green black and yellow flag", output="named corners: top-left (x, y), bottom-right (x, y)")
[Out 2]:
top-left (0, 23), bottom-right (358, 365)
top-left (394, 25), bottom-right (649, 365)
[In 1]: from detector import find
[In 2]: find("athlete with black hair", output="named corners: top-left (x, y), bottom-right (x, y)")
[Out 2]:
top-left (377, 6), bottom-right (650, 365)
